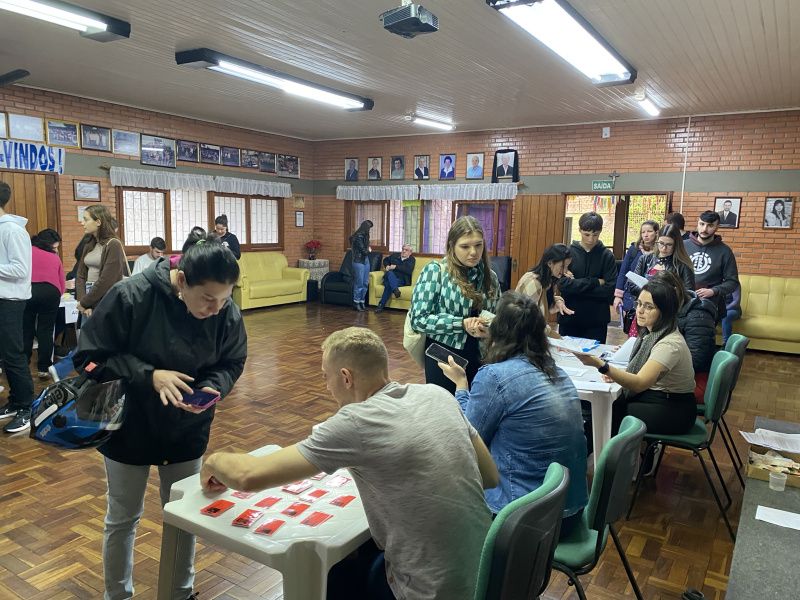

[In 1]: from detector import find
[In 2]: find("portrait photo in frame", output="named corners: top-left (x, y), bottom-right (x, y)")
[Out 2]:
top-left (438, 153), bottom-right (456, 180)
top-left (714, 197), bottom-right (741, 228)
top-left (367, 157), bottom-right (382, 180)
top-left (764, 197), bottom-right (793, 229)
top-left (466, 152), bottom-right (485, 180)
top-left (73, 180), bottom-right (101, 201)
top-left (46, 119), bottom-right (80, 147)
top-left (390, 156), bottom-right (405, 180)
top-left (140, 134), bottom-right (176, 168)
top-left (259, 152), bottom-right (276, 173)
top-left (413, 155), bottom-right (430, 180)
top-left (278, 154), bottom-right (300, 178)
top-left (80, 124), bottom-right (111, 152)
top-left (345, 158), bottom-right (359, 181)
top-left (112, 130), bottom-right (140, 156)
top-left (177, 140), bottom-right (199, 162)
top-left (8, 114), bottom-right (44, 142)
top-left (200, 143), bottom-right (221, 164)
top-left (221, 146), bottom-right (240, 167)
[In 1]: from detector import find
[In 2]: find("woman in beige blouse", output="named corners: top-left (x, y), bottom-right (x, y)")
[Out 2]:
top-left (515, 243), bottom-right (574, 338)
top-left (76, 205), bottom-right (128, 317)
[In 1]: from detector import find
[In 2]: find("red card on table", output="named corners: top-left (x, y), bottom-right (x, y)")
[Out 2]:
top-left (326, 475), bottom-right (351, 488)
top-left (254, 518), bottom-right (285, 536)
top-left (200, 499), bottom-right (235, 517)
top-left (232, 509), bottom-right (264, 528)
top-left (300, 489), bottom-right (328, 503)
top-left (232, 491), bottom-right (256, 499)
top-left (301, 511), bottom-right (333, 527)
top-left (282, 480), bottom-right (313, 494)
top-left (281, 502), bottom-right (311, 517)
top-left (254, 496), bottom-right (281, 508)
top-left (329, 495), bottom-right (356, 508)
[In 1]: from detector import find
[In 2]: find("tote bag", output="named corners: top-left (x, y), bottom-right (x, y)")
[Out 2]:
top-left (403, 311), bottom-right (426, 368)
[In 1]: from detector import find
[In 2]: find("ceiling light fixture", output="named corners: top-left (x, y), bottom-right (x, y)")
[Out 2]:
top-left (634, 90), bottom-right (661, 117)
top-left (175, 48), bottom-right (374, 112)
top-left (487, 0), bottom-right (636, 86)
top-left (0, 0), bottom-right (130, 41)
top-left (413, 116), bottom-right (454, 131)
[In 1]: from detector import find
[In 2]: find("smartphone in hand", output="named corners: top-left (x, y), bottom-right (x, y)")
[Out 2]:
top-left (425, 343), bottom-right (469, 369)
top-left (182, 389), bottom-right (220, 410)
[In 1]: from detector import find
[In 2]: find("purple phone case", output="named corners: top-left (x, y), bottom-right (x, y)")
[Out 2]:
top-left (183, 390), bottom-right (219, 409)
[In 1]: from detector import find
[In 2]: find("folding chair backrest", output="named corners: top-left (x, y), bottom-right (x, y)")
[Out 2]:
top-left (474, 462), bottom-right (569, 600)
top-left (702, 351), bottom-right (739, 423)
top-left (724, 334), bottom-right (749, 393)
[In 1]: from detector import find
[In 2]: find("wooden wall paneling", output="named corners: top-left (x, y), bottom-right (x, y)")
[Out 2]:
top-left (0, 170), bottom-right (60, 236)
top-left (510, 194), bottom-right (565, 288)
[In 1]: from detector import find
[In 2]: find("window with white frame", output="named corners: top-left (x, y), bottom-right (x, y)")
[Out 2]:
top-left (171, 189), bottom-right (208, 251)
top-left (121, 189), bottom-right (166, 246)
top-left (250, 198), bottom-right (280, 244)
top-left (213, 195), bottom-right (248, 244)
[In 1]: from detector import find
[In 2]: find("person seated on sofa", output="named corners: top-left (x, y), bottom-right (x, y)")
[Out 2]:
top-left (374, 245), bottom-right (415, 314)
top-left (438, 291), bottom-right (588, 538)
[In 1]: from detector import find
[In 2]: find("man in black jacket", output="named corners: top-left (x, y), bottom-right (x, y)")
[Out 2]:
top-left (557, 212), bottom-right (617, 343)
top-left (375, 245), bottom-right (415, 313)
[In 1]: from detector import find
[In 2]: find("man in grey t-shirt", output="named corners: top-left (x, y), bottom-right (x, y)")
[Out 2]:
top-left (202, 327), bottom-right (498, 599)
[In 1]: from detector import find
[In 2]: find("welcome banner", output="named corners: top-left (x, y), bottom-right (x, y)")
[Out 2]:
top-left (0, 139), bottom-right (65, 174)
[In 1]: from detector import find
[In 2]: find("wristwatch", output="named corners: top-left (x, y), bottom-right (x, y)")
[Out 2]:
top-left (597, 360), bottom-right (610, 374)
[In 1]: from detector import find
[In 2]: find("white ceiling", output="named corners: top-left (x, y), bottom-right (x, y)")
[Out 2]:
top-left (0, 0), bottom-right (798, 140)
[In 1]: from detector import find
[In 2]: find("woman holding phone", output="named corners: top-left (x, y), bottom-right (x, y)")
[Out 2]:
top-left (515, 243), bottom-right (574, 336)
top-left (74, 235), bottom-right (247, 600)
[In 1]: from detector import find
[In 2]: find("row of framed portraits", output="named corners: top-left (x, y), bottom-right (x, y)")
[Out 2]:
top-left (0, 112), bottom-right (300, 177)
top-left (344, 151), bottom-right (505, 181)
top-left (714, 196), bottom-right (794, 229)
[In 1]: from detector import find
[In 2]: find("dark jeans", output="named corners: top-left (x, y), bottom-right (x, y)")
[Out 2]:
top-left (612, 389), bottom-right (697, 436)
top-left (23, 282), bottom-right (61, 371)
top-left (378, 271), bottom-right (401, 307)
top-left (558, 321), bottom-right (609, 344)
top-left (0, 298), bottom-right (35, 410)
top-left (327, 538), bottom-right (394, 600)
top-left (424, 335), bottom-right (482, 395)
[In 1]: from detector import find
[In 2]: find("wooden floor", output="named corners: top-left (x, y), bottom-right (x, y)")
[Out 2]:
top-left (0, 301), bottom-right (797, 599)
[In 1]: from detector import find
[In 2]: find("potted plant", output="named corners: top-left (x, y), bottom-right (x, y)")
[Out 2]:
top-left (304, 239), bottom-right (322, 260)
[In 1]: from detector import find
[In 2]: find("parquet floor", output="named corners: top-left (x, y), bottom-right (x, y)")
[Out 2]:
top-left (0, 301), bottom-right (797, 599)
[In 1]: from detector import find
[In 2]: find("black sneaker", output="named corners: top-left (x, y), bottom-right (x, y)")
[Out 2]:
top-left (393, 289), bottom-right (401, 298)
top-left (0, 404), bottom-right (18, 420)
top-left (3, 409), bottom-right (31, 434)
top-left (374, 305), bottom-right (384, 314)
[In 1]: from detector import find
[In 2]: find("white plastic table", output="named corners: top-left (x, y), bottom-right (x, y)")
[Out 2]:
top-left (157, 445), bottom-right (370, 600)
top-left (552, 345), bottom-right (625, 470)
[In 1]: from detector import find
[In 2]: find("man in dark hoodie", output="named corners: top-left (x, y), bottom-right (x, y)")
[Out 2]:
top-left (557, 212), bottom-right (617, 343)
top-left (683, 210), bottom-right (739, 322)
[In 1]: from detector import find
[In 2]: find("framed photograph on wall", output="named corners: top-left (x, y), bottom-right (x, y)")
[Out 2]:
top-left (200, 143), bottom-right (220, 164)
top-left (112, 130), bottom-right (140, 156)
top-left (80, 124), bottom-right (111, 152)
top-left (295, 211), bottom-right (304, 227)
top-left (278, 154), bottom-right (300, 178)
top-left (714, 197), bottom-right (741, 228)
top-left (241, 149), bottom-right (260, 169)
top-left (177, 140), bottom-right (199, 162)
top-left (466, 152), bottom-right (485, 180)
top-left (221, 146), bottom-right (240, 167)
top-left (140, 134), bottom-right (176, 168)
top-left (438, 153), bottom-right (455, 180)
top-left (259, 152), bottom-right (276, 173)
top-left (390, 156), bottom-right (405, 180)
top-left (764, 197), bottom-right (793, 229)
top-left (367, 157), bottom-right (382, 180)
top-left (0, 113), bottom-right (6, 138)
top-left (345, 158), bottom-right (359, 181)
top-left (46, 119), bottom-right (80, 147)
top-left (8, 114), bottom-right (44, 141)
top-left (73, 180), bottom-right (101, 201)
top-left (413, 155), bottom-right (430, 180)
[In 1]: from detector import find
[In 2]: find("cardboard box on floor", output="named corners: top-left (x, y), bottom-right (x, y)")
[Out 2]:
top-left (747, 445), bottom-right (800, 489)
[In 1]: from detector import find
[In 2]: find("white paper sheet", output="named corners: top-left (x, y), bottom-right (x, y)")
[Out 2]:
top-left (740, 429), bottom-right (800, 453)
top-left (609, 336), bottom-right (637, 365)
top-left (755, 506), bottom-right (800, 531)
top-left (560, 366), bottom-right (586, 377)
top-left (625, 271), bottom-right (649, 288)
top-left (549, 336), bottom-right (603, 356)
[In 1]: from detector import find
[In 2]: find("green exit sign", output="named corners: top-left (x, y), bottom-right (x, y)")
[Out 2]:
top-left (592, 180), bottom-right (615, 191)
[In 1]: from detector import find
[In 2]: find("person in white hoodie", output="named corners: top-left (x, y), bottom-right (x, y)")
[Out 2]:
top-left (0, 182), bottom-right (34, 434)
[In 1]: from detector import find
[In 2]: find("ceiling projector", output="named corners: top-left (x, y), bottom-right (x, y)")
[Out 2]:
top-left (380, 3), bottom-right (439, 38)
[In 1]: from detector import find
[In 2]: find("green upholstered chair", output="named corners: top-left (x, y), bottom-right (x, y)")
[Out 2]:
top-left (629, 350), bottom-right (739, 541)
top-left (553, 416), bottom-right (647, 600)
top-left (473, 462), bottom-right (569, 600)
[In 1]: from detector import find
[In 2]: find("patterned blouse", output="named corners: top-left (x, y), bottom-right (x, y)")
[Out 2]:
top-left (410, 258), bottom-right (500, 349)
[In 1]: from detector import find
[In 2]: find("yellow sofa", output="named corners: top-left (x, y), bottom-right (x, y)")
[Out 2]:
top-left (233, 252), bottom-right (309, 310)
top-left (727, 274), bottom-right (800, 353)
top-left (368, 256), bottom-right (439, 310)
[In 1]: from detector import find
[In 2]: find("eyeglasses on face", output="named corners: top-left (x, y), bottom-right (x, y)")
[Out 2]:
top-left (657, 241), bottom-right (674, 248)
top-left (635, 300), bottom-right (657, 311)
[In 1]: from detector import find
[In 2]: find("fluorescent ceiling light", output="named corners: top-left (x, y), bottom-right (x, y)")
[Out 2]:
top-left (490, 0), bottom-right (635, 86)
top-left (176, 48), bottom-right (374, 112)
top-left (637, 97), bottom-right (660, 117)
top-left (0, 0), bottom-right (130, 40)
top-left (413, 116), bottom-right (454, 131)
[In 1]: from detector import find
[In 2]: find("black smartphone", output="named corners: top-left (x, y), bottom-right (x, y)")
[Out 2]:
top-left (182, 389), bottom-right (220, 409)
top-left (425, 343), bottom-right (469, 369)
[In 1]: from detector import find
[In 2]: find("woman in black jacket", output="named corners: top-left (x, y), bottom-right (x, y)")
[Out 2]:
top-left (349, 219), bottom-right (373, 311)
top-left (74, 235), bottom-right (247, 600)
top-left (214, 214), bottom-right (241, 259)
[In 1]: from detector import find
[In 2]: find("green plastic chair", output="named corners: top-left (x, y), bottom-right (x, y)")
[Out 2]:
top-left (552, 416), bottom-right (647, 600)
top-left (629, 350), bottom-right (739, 541)
top-left (473, 462), bottom-right (569, 600)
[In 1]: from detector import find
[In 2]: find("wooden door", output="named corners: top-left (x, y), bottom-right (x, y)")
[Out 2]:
top-left (509, 194), bottom-right (565, 288)
top-left (0, 170), bottom-right (59, 236)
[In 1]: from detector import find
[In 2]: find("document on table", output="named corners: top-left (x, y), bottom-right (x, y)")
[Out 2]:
top-left (625, 271), bottom-right (648, 288)
top-left (609, 336), bottom-right (636, 366)
top-left (549, 336), bottom-right (603, 356)
top-left (740, 429), bottom-right (800, 453)
top-left (755, 506), bottom-right (800, 531)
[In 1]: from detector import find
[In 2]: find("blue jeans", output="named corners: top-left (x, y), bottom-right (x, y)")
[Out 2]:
top-left (722, 308), bottom-right (740, 343)
top-left (378, 270), bottom-right (400, 307)
top-left (352, 258), bottom-right (369, 303)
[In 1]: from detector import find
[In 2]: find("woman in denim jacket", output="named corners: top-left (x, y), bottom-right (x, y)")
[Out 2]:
top-left (439, 291), bottom-right (588, 536)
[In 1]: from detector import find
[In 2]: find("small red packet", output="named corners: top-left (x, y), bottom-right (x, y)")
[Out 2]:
top-left (282, 480), bottom-right (313, 494)
top-left (232, 509), bottom-right (264, 528)
top-left (232, 491), bottom-right (256, 499)
top-left (310, 472), bottom-right (326, 480)
top-left (200, 499), bottom-right (235, 517)
top-left (301, 511), bottom-right (334, 527)
top-left (300, 489), bottom-right (328, 503)
top-left (326, 475), bottom-right (351, 488)
top-left (254, 496), bottom-right (281, 508)
top-left (281, 502), bottom-right (311, 517)
top-left (254, 518), bottom-right (286, 536)
top-left (329, 495), bottom-right (356, 508)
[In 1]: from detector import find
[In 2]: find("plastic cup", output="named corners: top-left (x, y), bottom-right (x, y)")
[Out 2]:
top-left (769, 471), bottom-right (788, 492)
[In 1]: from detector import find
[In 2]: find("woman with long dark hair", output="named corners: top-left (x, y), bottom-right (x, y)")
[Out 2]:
top-left (349, 219), bottom-right (373, 311)
top-left (214, 214), bottom-right (241, 259)
top-left (23, 229), bottom-right (65, 378)
top-left (614, 220), bottom-right (659, 315)
top-left (515, 243), bottom-right (574, 337)
top-left (438, 291), bottom-right (587, 535)
top-left (765, 199), bottom-right (790, 227)
top-left (410, 216), bottom-right (500, 393)
top-left (74, 234), bottom-right (247, 600)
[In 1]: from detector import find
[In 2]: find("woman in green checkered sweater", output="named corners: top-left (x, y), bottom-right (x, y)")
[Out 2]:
top-left (410, 216), bottom-right (500, 393)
